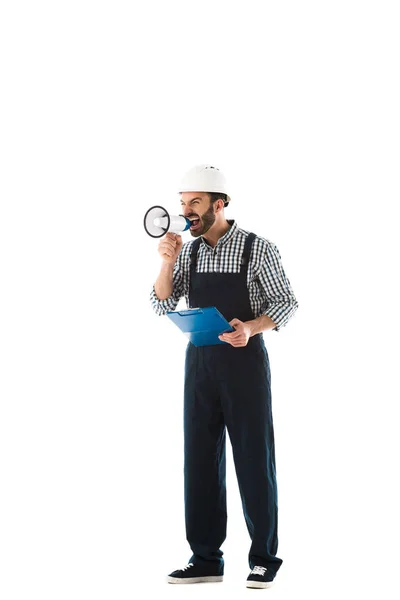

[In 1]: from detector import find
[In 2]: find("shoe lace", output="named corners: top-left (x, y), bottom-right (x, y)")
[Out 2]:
top-left (181, 562), bottom-right (194, 572)
top-left (251, 566), bottom-right (267, 576)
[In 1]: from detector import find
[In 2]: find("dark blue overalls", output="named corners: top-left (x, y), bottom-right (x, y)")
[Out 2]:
top-left (184, 232), bottom-right (283, 576)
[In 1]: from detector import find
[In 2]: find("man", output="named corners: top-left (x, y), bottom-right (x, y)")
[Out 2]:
top-left (150, 164), bottom-right (298, 589)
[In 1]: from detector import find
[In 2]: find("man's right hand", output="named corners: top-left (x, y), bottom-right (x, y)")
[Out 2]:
top-left (158, 232), bottom-right (183, 265)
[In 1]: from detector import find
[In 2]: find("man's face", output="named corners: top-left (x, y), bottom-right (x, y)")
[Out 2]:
top-left (180, 192), bottom-right (216, 238)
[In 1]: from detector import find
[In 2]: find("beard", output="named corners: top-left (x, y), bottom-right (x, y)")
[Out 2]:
top-left (189, 203), bottom-right (216, 238)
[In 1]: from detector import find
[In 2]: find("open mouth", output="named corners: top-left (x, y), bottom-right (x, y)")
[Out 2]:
top-left (189, 218), bottom-right (201, 230)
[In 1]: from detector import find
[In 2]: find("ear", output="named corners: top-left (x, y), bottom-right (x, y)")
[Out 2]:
top-left (215, 199), bottom-right (224, 213)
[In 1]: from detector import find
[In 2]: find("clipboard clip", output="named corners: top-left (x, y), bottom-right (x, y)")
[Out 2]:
top-left (177, 308), bottom-right (203, 316)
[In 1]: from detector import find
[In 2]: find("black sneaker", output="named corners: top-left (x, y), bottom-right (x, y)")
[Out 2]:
top-left (246, 565), bottom-right (275, 589)
top-left (167, 561), bottom-right (224, 584)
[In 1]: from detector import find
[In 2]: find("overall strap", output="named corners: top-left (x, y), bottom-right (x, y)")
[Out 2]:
top-left (241, 232), bottom-right (256, 268)
top-left (190, 237), bottom-right (202, 268)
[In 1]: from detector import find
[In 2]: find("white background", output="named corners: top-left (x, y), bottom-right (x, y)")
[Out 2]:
top-left (1, 1), bottom-right (399, 599)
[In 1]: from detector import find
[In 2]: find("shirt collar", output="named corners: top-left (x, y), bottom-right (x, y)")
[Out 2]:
top-left (200, 220), bottom-right (238, 249)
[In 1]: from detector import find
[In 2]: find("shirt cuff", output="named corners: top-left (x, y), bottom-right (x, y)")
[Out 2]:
top-left (264, 300), bottom-right (299, 332)
top-left (263, 308), bottom-right (289, 332)
top-left (150, 286), bottom-right (178, 315)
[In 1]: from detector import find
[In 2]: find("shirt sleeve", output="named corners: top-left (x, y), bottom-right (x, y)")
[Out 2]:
top-left (257, 240), bottom-right (299, 332)
top-left (149, 247), bottom-right (188, 315)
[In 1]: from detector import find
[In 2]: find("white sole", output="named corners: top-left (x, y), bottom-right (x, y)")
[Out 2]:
top-left (167, 575), bottom-right (223, 584)
top-left (246, 581), bottom-right (274, 589)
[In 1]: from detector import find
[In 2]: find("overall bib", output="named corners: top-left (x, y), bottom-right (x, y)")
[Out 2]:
top-left (184, 233), bottom-right (283, 576)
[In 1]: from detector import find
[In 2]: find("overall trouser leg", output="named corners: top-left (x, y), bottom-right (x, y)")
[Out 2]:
top-left (183, 344), bottom-right (226, 567)
top-left (218, 342), bottom-right (283, 575)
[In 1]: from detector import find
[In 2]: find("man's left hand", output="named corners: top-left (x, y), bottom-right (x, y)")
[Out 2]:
top-left (218, 318), bottom-right (251, 347)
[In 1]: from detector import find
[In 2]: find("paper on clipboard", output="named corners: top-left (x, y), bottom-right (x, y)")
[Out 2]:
top-left (166, 306), bottom-right (234, 347)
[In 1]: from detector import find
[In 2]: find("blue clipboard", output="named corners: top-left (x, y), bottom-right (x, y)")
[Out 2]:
top-left (166, 306), bottom-right (235, 347)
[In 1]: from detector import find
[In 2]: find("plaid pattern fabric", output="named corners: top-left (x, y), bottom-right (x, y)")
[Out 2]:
top-left (150, 220), bottom-right (298, 331)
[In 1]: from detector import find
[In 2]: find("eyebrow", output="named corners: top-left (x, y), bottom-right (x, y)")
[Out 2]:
top-left (180, 197), bottom-right (203, 204)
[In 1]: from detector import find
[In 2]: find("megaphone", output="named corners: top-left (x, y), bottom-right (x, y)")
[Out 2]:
top-left (143, 205), bottom-right (191, 238)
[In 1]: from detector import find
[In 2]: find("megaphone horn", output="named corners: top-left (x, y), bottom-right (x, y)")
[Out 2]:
top-left (143, 205), bottom-right (191, 238)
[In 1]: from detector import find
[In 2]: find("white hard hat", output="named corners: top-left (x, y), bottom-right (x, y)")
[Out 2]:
top-left (178, 164), bottom-right (231, 205)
